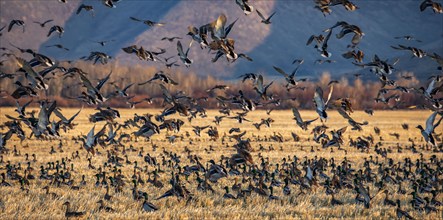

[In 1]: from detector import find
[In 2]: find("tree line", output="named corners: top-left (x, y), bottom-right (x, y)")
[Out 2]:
top-left (0, 59), bottom-right (428, 110)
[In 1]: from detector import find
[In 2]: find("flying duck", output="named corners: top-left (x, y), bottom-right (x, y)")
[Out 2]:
top-left (416, 111), bottom-right (442, 146)
top-left (313, 85), bottom-right (334, 121)
top-left (177, 40), bottom-right (193, 67)
top-left (256, 9), bottom-right (276, 24)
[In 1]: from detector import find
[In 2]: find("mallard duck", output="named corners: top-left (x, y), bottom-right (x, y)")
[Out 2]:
top-left (63, 201), bottom-right (85, 218)
top-left (102, 0), bottom-right (122, 8)
top-left (1, 173), bottom-right (12, 187)
top-left (236, 0), bottom-right (254, 15)
top-left (142, 193), bottom-right (158, 212)
top-left (391, 45), bottom-right (426, 58)
top-left (313, 86), bottom-right (334, 121)
top-left (273, 65), bottom-right (306, 88)
top-left (130, 17), bottom-right (165, 27)
top-left (238, 73), bottom-right (259, 83)
top-left (42, 186), bottom-right (58, 199)
top-left (139, 71), bottom-right (178, 86)
top-left (97, 200), bottom-right (114, 212)
top-left (342, 50), bottom-right (364, 63)
top-left (420, 0), bottom-right (442, 13)
top-left (382, 190), bottom-right (396, 206)
top-left (177, 40), bottom-right (193, 67)
top-left (417, 75), bottom-right (441, 99)
top-left (76, 4), bottom-right (94, 15)
top-left (331, 193), bottom-right (343, 205)
top-left (206, 160), bottom-right (227, 183)
top-left (326, 21), bottom-right (364, 46)
top-left (256, 9), bottom-right (276, 24)
top-left (396, 199), bottom-right (415, 219)
top-left (8, 19), bottom-right (25, 32)
top-left (80, 124), bottom-right (106, 156)
top-left (292, 107), bottom-right (318, 131)
top-left (33, 19), bottom-right (53, 28)
top-left (268, 186), bottom-right (279, 200)
top-left (223, 186), bottom-right (236, 199)
top-left (47, 25), bottom-right (64, 38)
top-left (15, 57), bottom-right (48, 90)
top-left (417, 111), bottom-right (442, 146)
top-left (254, 75), bottom-right (273, 100)
top-left (161, 36), bottom-right (182, 42)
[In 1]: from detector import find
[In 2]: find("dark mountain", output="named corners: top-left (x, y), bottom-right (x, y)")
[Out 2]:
top-left (234, 1), bottom-right (442, 81)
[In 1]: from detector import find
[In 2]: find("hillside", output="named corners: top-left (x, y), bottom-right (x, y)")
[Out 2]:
top-left (0, 0), bottom-right (442, 80)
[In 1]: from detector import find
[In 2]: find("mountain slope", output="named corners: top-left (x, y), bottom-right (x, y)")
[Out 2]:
top-left (233, 1), bottom-right (443, 81)
top-left (1, 0), bottom-right (441, 81)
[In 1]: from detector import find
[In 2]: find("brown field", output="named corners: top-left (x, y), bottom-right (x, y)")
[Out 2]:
top-left (0, 108), bottom-right (441, 219)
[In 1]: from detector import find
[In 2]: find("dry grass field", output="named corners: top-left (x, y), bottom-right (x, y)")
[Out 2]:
top-left (0, 108), bottom-right (441, 219)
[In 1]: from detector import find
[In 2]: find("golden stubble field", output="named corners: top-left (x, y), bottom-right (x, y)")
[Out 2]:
top-left (0, 108), bottom-right (441, 219)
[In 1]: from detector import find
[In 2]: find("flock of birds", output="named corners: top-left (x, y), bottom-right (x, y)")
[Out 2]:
top-left (0, 0), bottom-right (443, 219)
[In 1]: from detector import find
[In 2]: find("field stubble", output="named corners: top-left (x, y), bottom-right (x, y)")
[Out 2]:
top-left (0, 108), bottom-right (441, 219)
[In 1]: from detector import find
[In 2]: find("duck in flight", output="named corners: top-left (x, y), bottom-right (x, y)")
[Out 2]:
top-left (394, 35), bottom-right (422, 42)
top-left (8, 20), bottom-right (25, 32)
top-left (292, 107), bottom-right (318, 131)
top-left (416, 111), bottom-right (443, 146)
top-left (177, 40), bottom-right (193, 67)
top-left (236, 0), bottom-right (254, 15)
top-left (254, 75), bottom-right (273, 100)
top-left (45, 44), bottom-right (69, 51)
top-left (273, 65), bottom-right (306, 88)
top-left (325, 21), bottom-right (364, 47)
top-left (47, 25), bottom-right (64, 38)
top-left (161, 36), bottom-right (182, 42)
top-left (391, 45), bottom-right (426, 58)
top-left (420, 0), bottom-right (443, 13)
top-left (76, 4), bottom-right (94, 16)
top-left (256, 9), bottom-right (276, 24)
top-left (33, 19), bottom-right (53, 28)
top-left (130, 17), bottom-right (165, 27)
top-left (139, 71), bottom-right (178, 86)
top-left (313, 85), bottom-right (334, 121)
